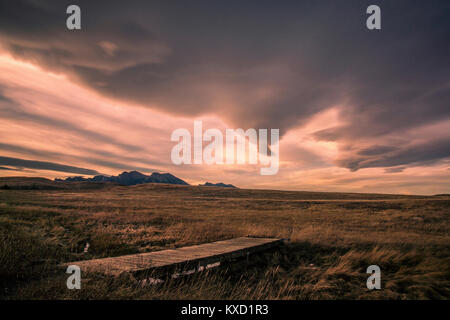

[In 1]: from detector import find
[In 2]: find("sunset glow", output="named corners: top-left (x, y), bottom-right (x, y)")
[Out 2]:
top-left (0, 1), bottom-right (448, 195)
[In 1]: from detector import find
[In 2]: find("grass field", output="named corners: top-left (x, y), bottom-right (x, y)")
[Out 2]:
top-left (0, 179), bottom-right (449, 299)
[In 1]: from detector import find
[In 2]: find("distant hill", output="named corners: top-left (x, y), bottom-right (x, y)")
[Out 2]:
top-left (0, 177), bottom-right (116, 190)
top-left (199, 182), bottom-right (237, 188)
top-left (56, 170), bottom-right (189, 186)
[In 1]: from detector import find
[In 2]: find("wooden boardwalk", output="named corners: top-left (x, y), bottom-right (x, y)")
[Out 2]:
top-left (65, 237), bottom-right (285, 276)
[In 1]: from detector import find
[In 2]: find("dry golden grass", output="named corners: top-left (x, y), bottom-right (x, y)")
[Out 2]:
top-left (0, 182), bottom-right (449, 299)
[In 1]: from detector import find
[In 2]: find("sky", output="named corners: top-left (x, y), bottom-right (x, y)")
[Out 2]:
top-left (0, 0), bottom-right (449, 194)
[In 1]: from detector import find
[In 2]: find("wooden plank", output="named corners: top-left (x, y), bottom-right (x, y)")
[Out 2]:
top-left (64, 237), bottom-right (285, 276)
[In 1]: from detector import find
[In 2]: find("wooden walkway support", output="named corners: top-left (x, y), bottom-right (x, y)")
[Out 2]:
top-left (65, 237), bottom-right (285, 276)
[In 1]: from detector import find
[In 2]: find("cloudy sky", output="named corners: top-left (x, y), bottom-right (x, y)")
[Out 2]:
top-left (0, 0), bottom-right (449, 194)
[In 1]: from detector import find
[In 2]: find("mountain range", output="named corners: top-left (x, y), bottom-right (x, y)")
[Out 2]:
top-left (55, 170), bottom-right (189, 186)
top-left (199, 182), bottom-right (237, 188)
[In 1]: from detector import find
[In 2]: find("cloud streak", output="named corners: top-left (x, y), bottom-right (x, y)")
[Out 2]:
top-left (0, 156), bottom-right (99, 175)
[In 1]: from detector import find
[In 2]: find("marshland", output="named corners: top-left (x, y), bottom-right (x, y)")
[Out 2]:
top-left (0, 179), bottom-right (449, 299)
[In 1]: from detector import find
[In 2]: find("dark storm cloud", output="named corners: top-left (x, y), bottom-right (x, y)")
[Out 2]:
top-left (337, 137), bottom-right (450, 171)
top-left (0, 166), bottom-right (19, 171)
top-left (358, 145), bottom-right (397, 156)
top-left (0, 156), bottom-right (99, 175)
top-left (0, 0), bottom-right (449, 170)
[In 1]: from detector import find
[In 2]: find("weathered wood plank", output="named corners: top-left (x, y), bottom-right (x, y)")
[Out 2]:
top-left (64, 237), bottom-right (285, 276)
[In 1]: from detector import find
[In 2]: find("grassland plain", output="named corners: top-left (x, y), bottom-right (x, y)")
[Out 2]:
top-left (0, 179), bottom-right (449, 299)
